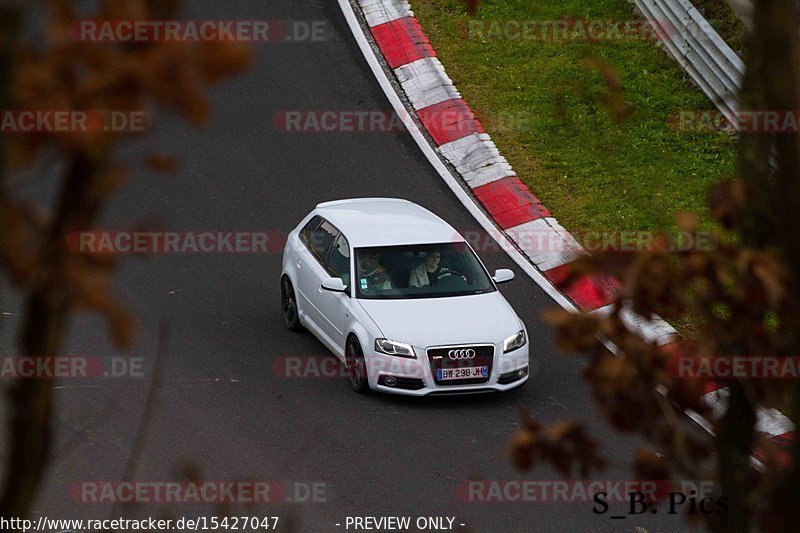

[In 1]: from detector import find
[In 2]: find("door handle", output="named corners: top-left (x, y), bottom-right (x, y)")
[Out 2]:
top-left (296, 258), bottom-right (302, 269)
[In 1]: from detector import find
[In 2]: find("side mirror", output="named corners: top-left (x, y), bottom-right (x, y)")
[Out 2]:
top-left (492, 269), bottom-right (515, 284)
top-left (321, 277), bottom-right (348, 293)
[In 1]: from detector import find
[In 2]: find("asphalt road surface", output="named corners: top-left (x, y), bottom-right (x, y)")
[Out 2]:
top-left (0, 1), bottom-right (689, 531)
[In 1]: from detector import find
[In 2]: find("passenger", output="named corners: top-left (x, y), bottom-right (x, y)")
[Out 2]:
top-left (408, 250), bottom-right (448, 287)
top-left (358, 252), bottom-right (392, 290)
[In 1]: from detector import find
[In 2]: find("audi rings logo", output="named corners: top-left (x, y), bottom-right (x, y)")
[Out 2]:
top-left (448, 349), bottom-right (476, 360)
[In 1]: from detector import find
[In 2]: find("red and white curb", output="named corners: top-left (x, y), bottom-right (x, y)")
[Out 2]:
top-left (339, 0), bottom-right (794, 465)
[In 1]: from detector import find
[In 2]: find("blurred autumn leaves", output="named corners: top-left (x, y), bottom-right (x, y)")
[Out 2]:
top-left (508, 155), bottom-right (794, 532)
top-left (3, 0), bottom-right (252, 344)
top-left (0, 0), bottom-right (251, 518)
top-left (511, 415), bottom-right (606, 478)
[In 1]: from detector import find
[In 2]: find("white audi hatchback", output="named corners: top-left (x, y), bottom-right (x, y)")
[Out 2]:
top-left (280, 198), bottom-right (530, 395)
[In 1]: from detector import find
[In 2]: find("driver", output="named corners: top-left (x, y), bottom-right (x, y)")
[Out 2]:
top-left (359, 252), bottom-right (392, 290)
top-left (409, 250), bottom-right (449, 287)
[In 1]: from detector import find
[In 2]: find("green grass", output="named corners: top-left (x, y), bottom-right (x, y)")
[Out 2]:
top-left (693, 0), bottom-right (749, 53)
top-left (412, 0), bottom-right (739, 234)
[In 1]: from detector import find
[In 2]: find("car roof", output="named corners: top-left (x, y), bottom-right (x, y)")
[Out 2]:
top-left (314, 198), bottom-right (464, 247)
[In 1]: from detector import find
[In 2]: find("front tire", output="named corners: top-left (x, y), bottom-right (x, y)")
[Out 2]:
top-left (346, 336), bottom-right (370, 394)
top-left (281, 276), bottom-right (302, 331)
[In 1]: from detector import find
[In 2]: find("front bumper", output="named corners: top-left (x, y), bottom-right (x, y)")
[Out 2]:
top-left (365, 342), bottom-right (530, 396)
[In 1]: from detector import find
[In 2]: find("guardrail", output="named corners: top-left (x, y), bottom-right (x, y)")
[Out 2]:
top-left (634, 0), bottom-right (744, 123)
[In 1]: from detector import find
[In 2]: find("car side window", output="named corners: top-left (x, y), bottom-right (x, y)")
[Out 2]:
top-left (309, 220), bottom-right (338, 265)
top-left (299, 215), bottom-right (322, 246)
top-left (326, 233), bottom-right (351, 287)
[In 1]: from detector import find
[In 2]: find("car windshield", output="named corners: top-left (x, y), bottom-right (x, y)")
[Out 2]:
top-left (354, 242), bottom-right (496, 299)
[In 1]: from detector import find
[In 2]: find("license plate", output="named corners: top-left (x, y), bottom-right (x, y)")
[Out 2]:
top-left (437, 366), bottom-right (488, 380)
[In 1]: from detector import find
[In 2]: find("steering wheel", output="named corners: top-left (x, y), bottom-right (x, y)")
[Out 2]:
top-left (433, 270), bottom-right (468, 288)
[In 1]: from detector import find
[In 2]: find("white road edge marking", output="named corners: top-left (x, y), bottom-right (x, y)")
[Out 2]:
top-left (337, 0), bottom-right (577, 314)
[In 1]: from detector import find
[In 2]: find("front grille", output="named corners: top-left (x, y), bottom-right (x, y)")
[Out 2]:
top-left (427, 344), bottom-right (494, 386)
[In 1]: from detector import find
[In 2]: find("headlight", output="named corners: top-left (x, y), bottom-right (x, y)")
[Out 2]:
top-left (374, 338), bottom-right (416, 359)
top-left (503, 330), bottom-right (527, 353)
